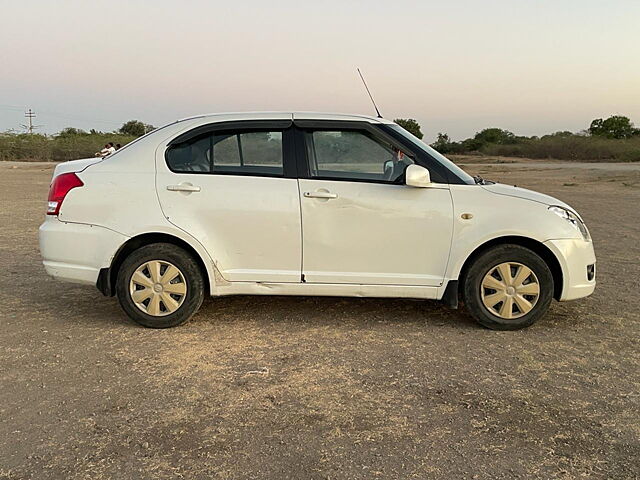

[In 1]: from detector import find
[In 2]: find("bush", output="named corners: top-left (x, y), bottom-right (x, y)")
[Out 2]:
top-left (480, 135), bottom-right (640, 161)
top-left (431, 116), bottom-right (640, 162)
top-left (474, 128), bottom-right (517, 145)
top-left (394, 118), bottom-right (423, 139)
top-left (119, 120), bottom-right (155, 137)
top-left (0, 132), bottom-right (136, 161)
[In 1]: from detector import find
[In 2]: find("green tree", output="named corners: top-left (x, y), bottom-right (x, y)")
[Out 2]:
top-left (461, 137), bottom-right (485, 151)
top-left (394, 118), bottom-right (423, 139)
top-left (431, 132), bottom-right (451, 151)
top-left (57, 127), bottom-right (88, 137)
top-left (541, 131), bottom-right (574, 140)
top-left (118, 120), bottom-right (155, 137)
top-left (474, 128), bottom-right (516, 145)
top-left (588, 115), bottom-right (635, 139)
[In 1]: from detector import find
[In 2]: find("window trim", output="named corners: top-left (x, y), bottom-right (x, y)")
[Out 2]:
top-left (304, 129), bottom-right (409, 185)
top-left (377, 124), bottom-right (467, 184)
top-left (167, 120), bottom-right (292, 146)
top-left (295, 120), bottom-right (455, 184)
top-left (295, 120), bottom-right (430, 185)
top-left (164, 120), bottom-right (296, 179)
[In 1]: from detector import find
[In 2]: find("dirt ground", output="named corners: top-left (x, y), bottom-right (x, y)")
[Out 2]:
top-left (1, 160), bottom-right (639, 479)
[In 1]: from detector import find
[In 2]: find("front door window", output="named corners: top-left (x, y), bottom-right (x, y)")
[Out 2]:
top-left (305, 130), bottom-right (413, 183)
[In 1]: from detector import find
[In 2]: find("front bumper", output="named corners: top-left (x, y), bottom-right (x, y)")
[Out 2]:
top-left (544, 238), bottom-right (596, 301)
top-left (39, 217), bottom-right (128, 285)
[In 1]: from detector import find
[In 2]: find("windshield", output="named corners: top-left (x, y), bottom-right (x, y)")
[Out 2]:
top-left (388, 125), bottom-right (476, 185)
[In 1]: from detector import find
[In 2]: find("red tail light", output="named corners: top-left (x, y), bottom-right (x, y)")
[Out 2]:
top-left (47, 173), bottom-right (84, 215)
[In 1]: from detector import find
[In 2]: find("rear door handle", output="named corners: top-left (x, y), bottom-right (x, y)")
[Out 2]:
top-left (167, 184), bottom-right (201, 192)
top-left (303, 191), bottom-right (338, 199)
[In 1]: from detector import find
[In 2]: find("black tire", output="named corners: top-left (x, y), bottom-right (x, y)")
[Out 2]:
top-left (116, 243), bottom-right (205, 328)
top-left (462, 244), bottom-right (554, 330)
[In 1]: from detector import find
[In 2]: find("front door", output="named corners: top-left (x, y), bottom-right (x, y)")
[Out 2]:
top-left (156, 120), bottom-right (301, 283)
top-left (298, 126), bottom-right (453, 286)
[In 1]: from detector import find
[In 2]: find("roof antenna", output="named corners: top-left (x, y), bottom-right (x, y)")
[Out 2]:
top-left (357, 68), bottom-right (382, 118)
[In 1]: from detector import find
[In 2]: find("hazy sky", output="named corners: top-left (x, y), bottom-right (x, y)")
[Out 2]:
top-left (1, 0), bottom-right (638, 141)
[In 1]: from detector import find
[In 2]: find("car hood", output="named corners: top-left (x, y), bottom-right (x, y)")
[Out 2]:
top-left (53, 157), bottom-right (103, 177)
top-left (481, 183), bottom-right (571, 209)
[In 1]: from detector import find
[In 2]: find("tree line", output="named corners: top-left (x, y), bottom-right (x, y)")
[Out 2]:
top-left (57, 120), bottom-right (156, 138)
top-left (1, 116), bottom-right (639, 162)
top-left (394, 115), bottom-right (640, 162)
top-left (0, 120), bottom-right (155, 162)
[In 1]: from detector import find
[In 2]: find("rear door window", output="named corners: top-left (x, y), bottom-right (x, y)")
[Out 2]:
top-left (167, 130), bottom-right (284, 176)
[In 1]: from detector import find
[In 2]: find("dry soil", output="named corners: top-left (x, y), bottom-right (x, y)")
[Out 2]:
top-left (1, 160), bottom-right (639, 479)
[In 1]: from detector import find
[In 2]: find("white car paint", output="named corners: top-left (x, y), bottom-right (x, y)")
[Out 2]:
top-left (154, 113), bottom-right (302, 284)
top-left (444, 184), bottom-right (583, 277)
top-left (52, 157), bottom-right (103, 176)
top-left (157, 174), bottom-right (302, 283)
top-left (543, 239), bottom-right (596, 300)
top-left (298, 178), bottom-right (452, 285)
top-left (481, 183), bottom-right (573, 210)
top-left (39, 112), bottom-right (596, 311)
top-left (39, 216), bottom-right (128, 285)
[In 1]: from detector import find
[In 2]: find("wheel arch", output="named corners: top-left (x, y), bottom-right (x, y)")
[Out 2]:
top-left (457, 235), bottom-right (563, 301)
top-left (98, 232), bottom-right (213, 297)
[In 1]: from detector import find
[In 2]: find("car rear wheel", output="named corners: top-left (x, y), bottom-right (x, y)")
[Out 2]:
top-left (462, 244), bottom-right (554, 330)
top-left (116, 243), bottom-right (205, 328)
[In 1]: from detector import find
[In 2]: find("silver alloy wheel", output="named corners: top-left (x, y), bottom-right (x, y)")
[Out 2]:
top-left (129, 260), bottom-right (187, 317)
top-left (480, 262), bottom-right (540, 319)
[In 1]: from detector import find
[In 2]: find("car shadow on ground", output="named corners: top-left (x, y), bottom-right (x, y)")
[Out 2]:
top-left (25, 275), bottom-right (482, 330)
top-left (197, 294), bottom-right (479, 330)
top-left (23, 272), bottom-right (585, 332)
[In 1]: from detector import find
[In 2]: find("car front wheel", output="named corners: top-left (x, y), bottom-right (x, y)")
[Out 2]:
top-left (462, 244), bottom-right (554, 330)
top-left (116, 243), bottom-right (205, 328)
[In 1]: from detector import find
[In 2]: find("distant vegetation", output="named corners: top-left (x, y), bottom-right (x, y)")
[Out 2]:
top-left (118, 120), bottom-right (155, 137)
top-left (1, 115), bottom-right (639, 162)
top-left (0, 120), bottom-right (153, 162)
top-left (394, 118), bottom-right (424, 139)
top-left (430, 115), bottom-right (640, 162)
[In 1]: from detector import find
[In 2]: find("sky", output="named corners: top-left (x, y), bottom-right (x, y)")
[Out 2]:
top-left (1, 0), bottom-right (639, 142)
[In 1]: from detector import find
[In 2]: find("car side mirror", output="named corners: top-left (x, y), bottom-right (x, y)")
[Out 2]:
top-left (405, 164), bottom-right (432, 188)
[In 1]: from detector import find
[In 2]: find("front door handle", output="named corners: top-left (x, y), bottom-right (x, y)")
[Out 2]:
top-left (303, 191), bottom-right (338, 199)
top-left (167, 183), bottom-right (201, 193)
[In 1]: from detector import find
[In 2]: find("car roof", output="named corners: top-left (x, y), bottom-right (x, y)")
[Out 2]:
top-left (177, 111), bottom-right (394, 125)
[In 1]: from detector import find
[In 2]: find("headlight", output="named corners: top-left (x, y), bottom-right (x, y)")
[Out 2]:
top-left (549, 206), bottom-right (590, 240)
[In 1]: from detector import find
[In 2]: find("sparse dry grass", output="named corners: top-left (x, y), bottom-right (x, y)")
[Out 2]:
top-left (0, 161), bottom-right (639, 479)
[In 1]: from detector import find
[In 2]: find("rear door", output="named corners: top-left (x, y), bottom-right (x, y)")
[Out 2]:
top-left (156, 119), bottom-right (302, 283)
top-left (296, 121), bottom-right (454, 286)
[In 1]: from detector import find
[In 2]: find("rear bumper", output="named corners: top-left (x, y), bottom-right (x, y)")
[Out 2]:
top-left (39, 217), bottom-right (128, 285)
top-left (544, 238), bottom-right (596, 301)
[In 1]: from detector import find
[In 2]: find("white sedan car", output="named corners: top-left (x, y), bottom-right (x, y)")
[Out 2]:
top-left (39, 112), bottom-right (596, 330)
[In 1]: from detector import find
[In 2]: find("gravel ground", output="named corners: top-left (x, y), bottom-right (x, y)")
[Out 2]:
top-left (0, 161), bottom-right (638, 479)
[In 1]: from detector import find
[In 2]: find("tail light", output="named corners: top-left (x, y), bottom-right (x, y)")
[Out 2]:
top-left (47, 172), bottom-right (84, 215)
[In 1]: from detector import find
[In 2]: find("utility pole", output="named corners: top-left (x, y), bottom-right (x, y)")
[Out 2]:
top-left (22, 108), bottom-right (37, 134)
